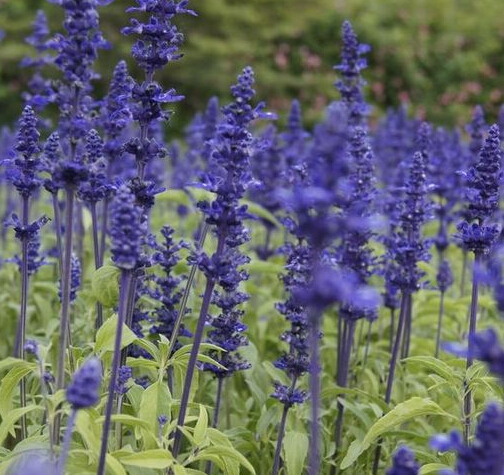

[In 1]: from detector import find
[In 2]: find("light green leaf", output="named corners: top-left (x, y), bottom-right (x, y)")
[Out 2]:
top-left (420, 464), bottom-right (453, 474)
top-left (0, 362), bottom-right (36, 418)
top-left (193, 404), bottom-right (208, 446)
top-left (283, 431), bottom-right (308, 475)
top-left (106, 454), bottom-right (128, 475)
top-left (0, 406), bottom-right (44, 445)
top-left (404, 356), bottom-right (461, 383)
top-left (193, 446), bottom-right (255, 475)
top-left (96, 414), bottom-right (152, 432)
top-left (340, 398), bottom-right (453, 469)
top-left (91, 266), bottom-right (120, 307)
top-left (95, 314), bottom-right (138, 354)
top-left (118, 449), bottom-right (173, 469)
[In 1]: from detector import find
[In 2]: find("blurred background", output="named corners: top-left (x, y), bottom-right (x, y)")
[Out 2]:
top-left (1, 0), bottom-right (504, 132)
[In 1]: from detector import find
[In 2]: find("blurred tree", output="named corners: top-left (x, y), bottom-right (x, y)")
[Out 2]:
top-left (0, 0), bottom-right (504, 131)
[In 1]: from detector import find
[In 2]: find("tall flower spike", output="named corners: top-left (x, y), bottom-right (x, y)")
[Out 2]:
top-left (334, 20), bottom-right (370, 127)
top-left (109, 184), bottom-right (145, 270)
top-left (465, 123), bottom-right (501, 222)
top-left (456, 124), bottom-right (502, 255)
top-left (5, 106), bottom-right (43, 197)
top-left (437, 260), bottom-right (454, 293)
top-left (466, 105), bottom-right (487, 158)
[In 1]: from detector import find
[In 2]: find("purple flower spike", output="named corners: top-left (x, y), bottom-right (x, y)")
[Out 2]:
top-left (386, 446), bottom-right (420, 475)
top-left (66, 357), bottom-right (102, 409)
top-left (109, 184), bottom-right (145, 270)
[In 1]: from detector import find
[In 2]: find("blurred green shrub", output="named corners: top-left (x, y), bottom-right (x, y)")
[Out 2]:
top-left (1, 0), bottom-right (504, 131)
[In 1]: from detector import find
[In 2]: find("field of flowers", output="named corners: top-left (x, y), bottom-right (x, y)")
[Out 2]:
top-left (0, 1), bottom-right (503, 474)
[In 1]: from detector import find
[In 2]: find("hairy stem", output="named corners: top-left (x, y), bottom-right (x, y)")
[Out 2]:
top-left (463, 251), bottom-right (480, 443)
top-left (90, 202), bottom-right (103, 330)
top-left (56, 186), bottom-right (76, 392)
top-left (172, 277), bottom-right (216, 457)
top-left (97, 270), bottom-right (132, 475)
top-left (15, 195), bottom-right (29, 440)
top-left (167, 222), bottom-right (209, 356)
top-left (56, 408), bottom-right (77, 475)
top-left (271, 403), bottom-right (290, 475)
top-left (460, 250), bottom-right (468, 298)
top-left (373, 292), bottom-right (409, 475)
top-left (308, 314), bottom-right (321, 475)
top-left (331, 320), bottom-right (356, 475)
top-left (435, 291), bottom-right (445, 358)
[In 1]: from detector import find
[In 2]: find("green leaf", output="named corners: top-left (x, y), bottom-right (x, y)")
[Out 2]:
top-left (118, 449), bottom-right (174, 469)
top-left (138, 381), bottom-right (171, 449)
top-left (96, 414), bottom-right (152, 432)
top-left (420, 464), bottom-right (453, 474)
top-left (106, 454), bottom-right (128, 475)
top-left (404, 356), bottom-right (461, 383)
top-left (0, 357), bottom-right (29, 374)
top-left (0, 362), bottom-right (36, 418)
top-left (91, 265), bottom-right (120, 307)
top-left (0, 405), bottom-right (44, 445)
top-left (193, 404), bottom-right (208, 446)
top-left (283, 431), bottom-right (308, 475)
top-left (75, 409), bottom-right (102, 454)
top-left (340, 398), bottom-right (453, 469)
top-left (193, 446), bottom-right (255, 475)
top-left (95, 314), bottom-right (138, 354)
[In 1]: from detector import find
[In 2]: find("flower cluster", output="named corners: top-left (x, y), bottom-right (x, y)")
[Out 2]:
top-left (109, 184), bottom-right (145, 270)
top-left (66, 357), bottom-right (102, 409)
top-left (437, 260), bottom-right (454, 293)
top-left (196, 67), bottom-right (273, 377)
top-left (4, 106), bottom-right (43, 198)
top-left (149, 226), bottom-right (190, 349)
top-left (385, 125), bottom-right (433, 292)
top-left (46, 0), bottom-right (111, 142)
top-left (456, 124), bottom-right (502, 254)
top-left (386, 446), bottom-right (420, 475)
top-left (338, 127), bottom-right (378, 322)
top-left (272, 241), bottom-right (312, 405)
top-left (431, 402), bottom-right (504, 475)
top-left (77, 129), bottom-right (114, 203)
top-left (334, 20), bottom-right (370, 126)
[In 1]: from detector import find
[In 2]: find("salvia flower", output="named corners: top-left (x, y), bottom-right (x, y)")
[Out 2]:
top-left (109, 184), bottom-right (145, 270)
top-left (437, 260), bottom-right (454, 293)
top-left (338, 127), bottom-right (378, 322)
top-left (385, 144), bottom-right (433, 292)
top-left (334, 20), bottom-right (370, 126)
top-left (115, 366), bottom-right (133, 395)
top-left (7, 452), bottom-right (55, 475)
top-left (4, 106), bottom-right (43, 197)
top-left (8, 232), bottom-right (47, 276)
top-left (463, 124), bottom-right (502, 222)
top-left (21, 10), bottom-right (56, 111)
top-left (457, 124), bottom-right (502, 254)
top-left (386, 446), bottom-right (420, 475)
top-left (77, 129), bottom-right (114, 203)
top-left (8, 214), bottom-right (50, 243)
top-left (272, 240), bottom-right (312, 405)
top-left (24, 339), bottom-right (40, 359)
top-left (430, 402), bottom-right (504, 475)
top-left (122, 0), bottom-right (196, 75)
top-left (66, 357), bottom-right (102, 409)
top-left (149, 226), bottom-right (190, 349)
